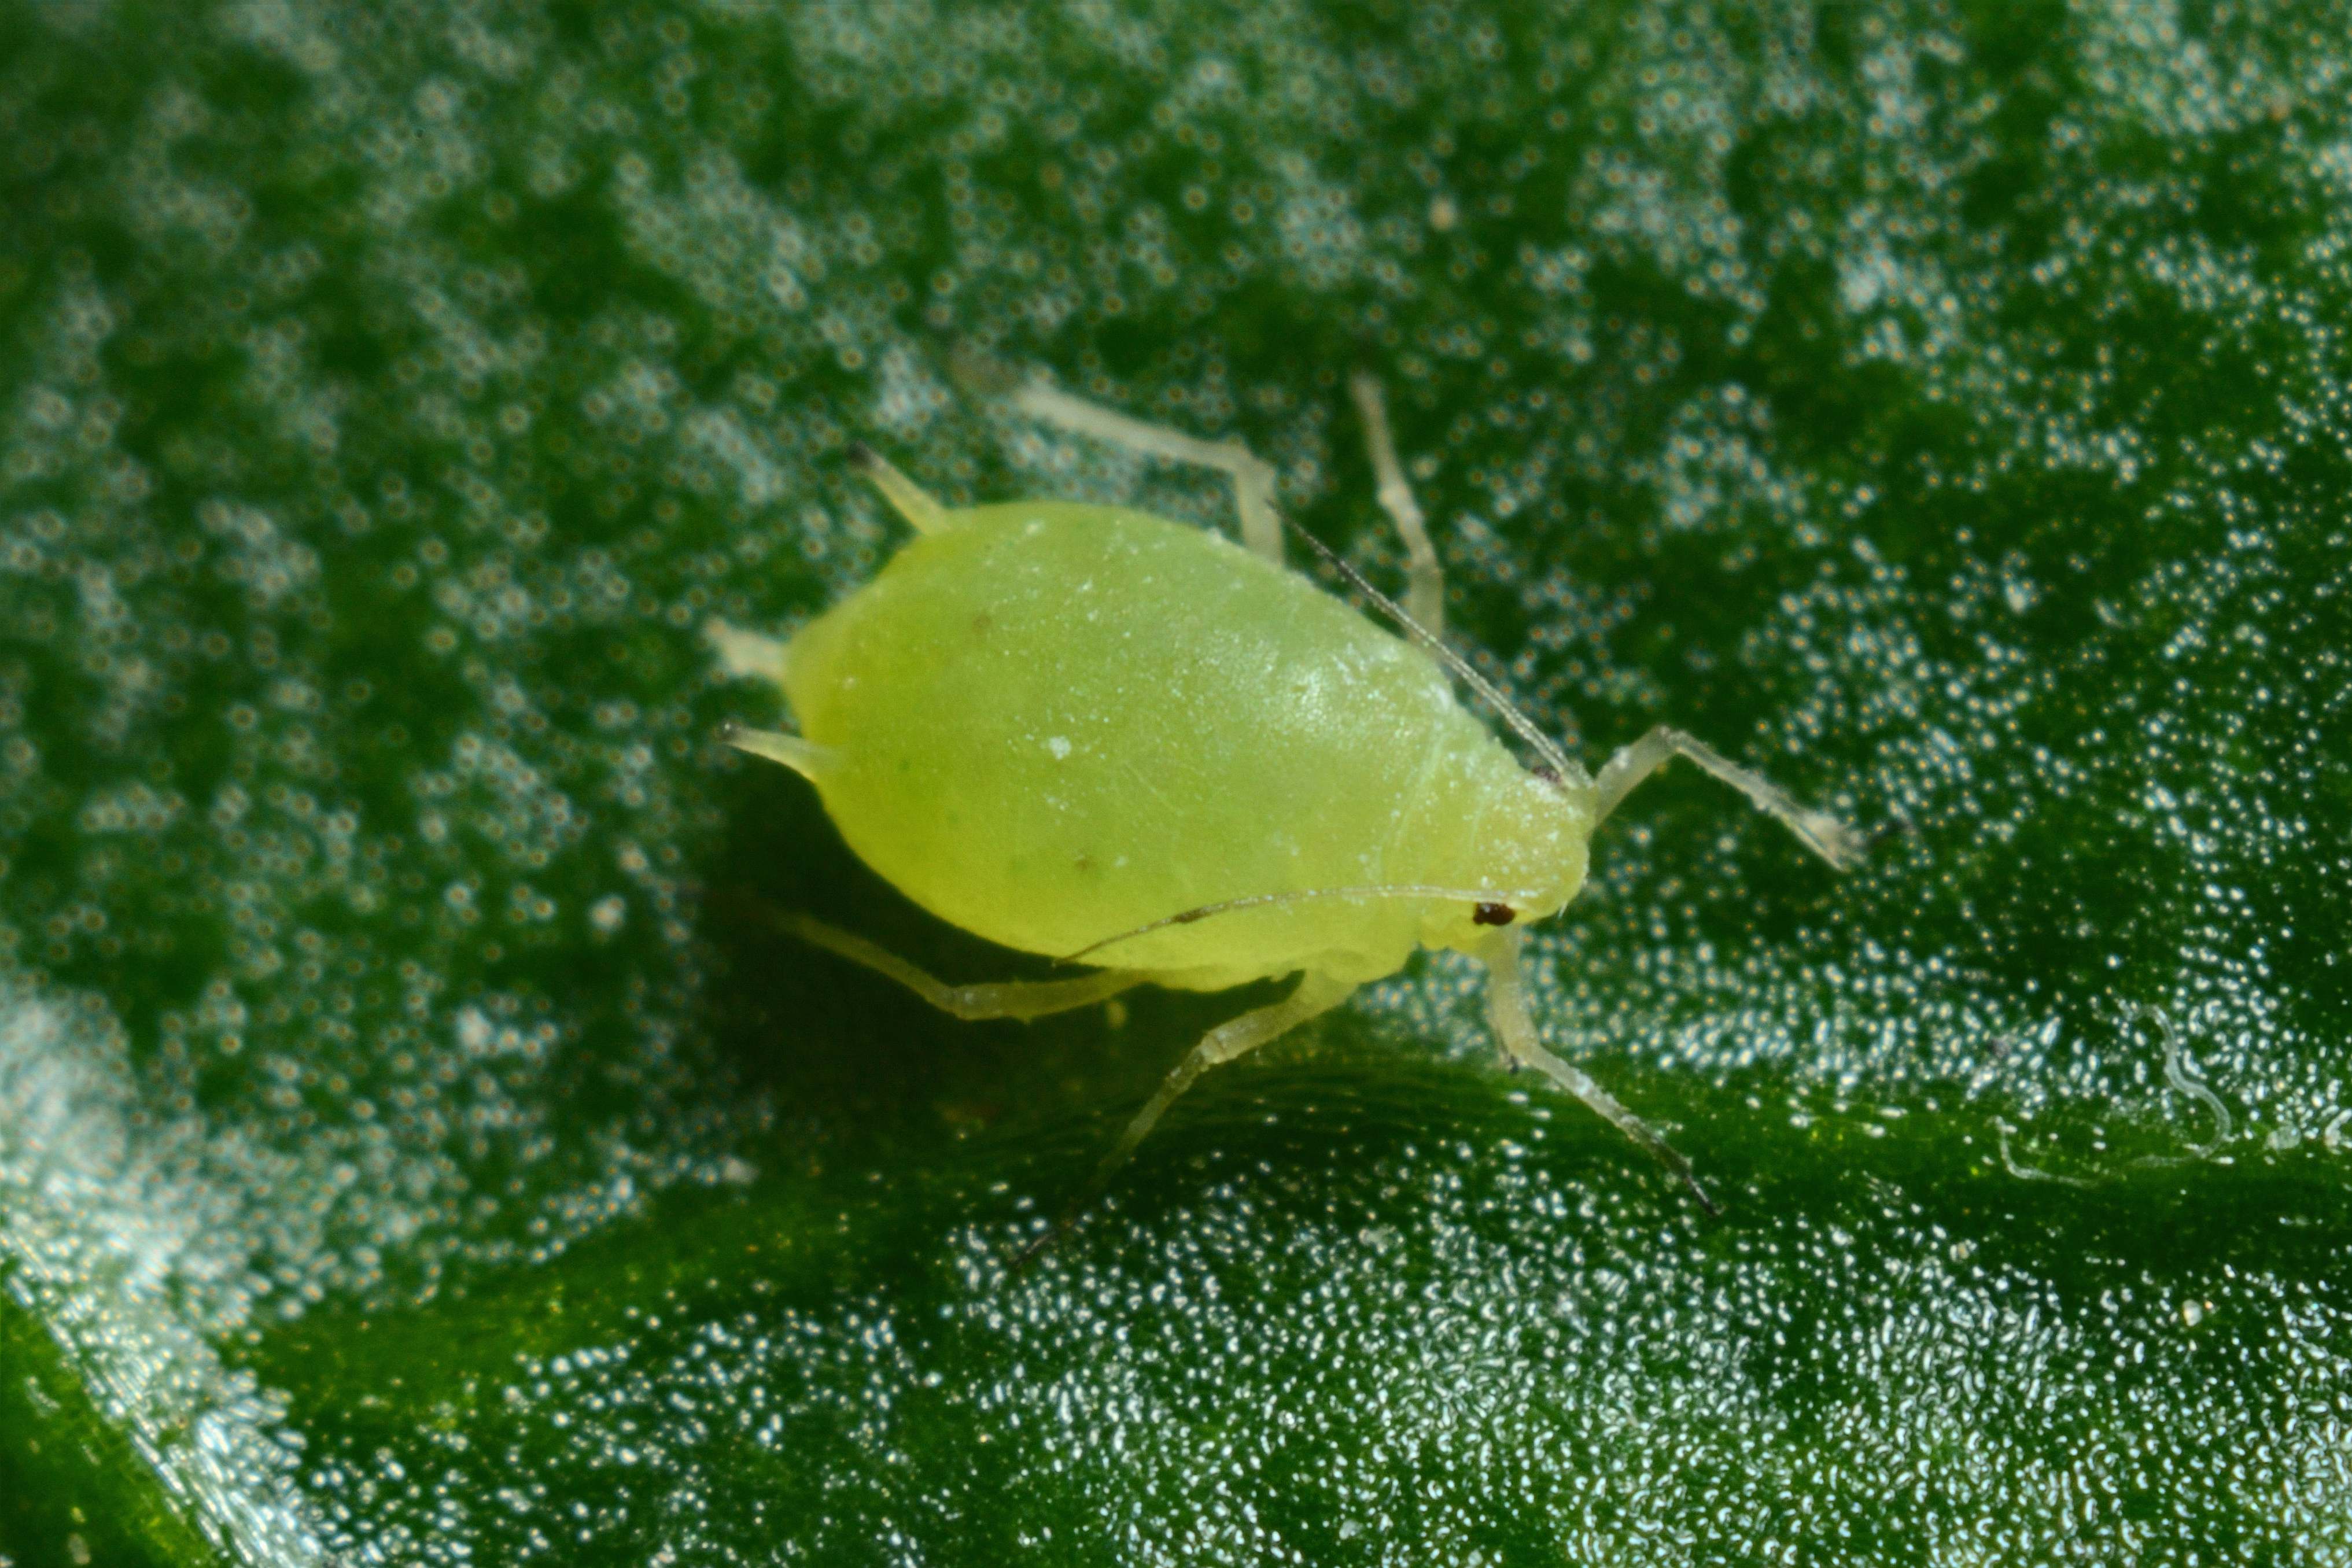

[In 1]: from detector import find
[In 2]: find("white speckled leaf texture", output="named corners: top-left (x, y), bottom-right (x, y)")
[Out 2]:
top-left (3, 1), bottom-right (2348, 1563)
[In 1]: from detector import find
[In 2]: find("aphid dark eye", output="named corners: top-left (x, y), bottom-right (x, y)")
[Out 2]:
top-left (1472, 901), bottom-right (1516, 927)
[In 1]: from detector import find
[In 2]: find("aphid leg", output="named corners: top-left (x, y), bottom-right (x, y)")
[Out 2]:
top-left (1593, 725), bottom-right (1868, 871)
top-left (1348, 370), bottom-right (1445, 639)
top-left (1479, 929), bottom-right (1721, 1216)
top-left (720, 722), bottom-right (839, 784)
top-left (1096, 969), bottom-right (1358, 1184)
top-left (846, 442), bottom-right (950, 534)
top-left (704, 618), bottom-right (790, 684)
top-left (1013, 971), bottom-right (1358, 1271)
top-left (774, 910), bottom-right (1146, 1022)
top-left (1009, 380), bottom-right (1285, 565)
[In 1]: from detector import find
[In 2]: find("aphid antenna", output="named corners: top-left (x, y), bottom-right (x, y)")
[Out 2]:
top-left (1060, 882), bottom-right (1551, 964)
top-left (1280, 515), bottom-right (1589, 789)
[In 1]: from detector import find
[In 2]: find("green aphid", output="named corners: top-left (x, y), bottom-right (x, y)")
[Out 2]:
top-left (712, 372), bottom-right (1864, 1231)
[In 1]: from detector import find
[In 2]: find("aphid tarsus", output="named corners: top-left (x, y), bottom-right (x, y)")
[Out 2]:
top-left (713, 371), bottom-right (1865, 1239)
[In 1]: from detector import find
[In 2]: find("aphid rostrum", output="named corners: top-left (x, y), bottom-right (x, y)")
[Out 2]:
top-left (710, 372), bottom-right (1864, 1224)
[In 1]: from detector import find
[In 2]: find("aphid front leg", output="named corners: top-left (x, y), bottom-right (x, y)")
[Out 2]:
top-left (775, 909), bottom-right (1146, 1022)
top-left (1008, 379), bottom-right (1285, 565)
top-left (1479, 929), bottom-right (1720, 1216)
top-left (1348, 371), bottom-right (1445, 639)
top-left (1594, 725), bottom-right (1867, 870)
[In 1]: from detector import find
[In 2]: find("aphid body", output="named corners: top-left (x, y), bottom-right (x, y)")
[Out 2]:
top-left (778, 500), bottom-right (1583, 989)
top-left (715, 375), bottom-right (1863, 1217)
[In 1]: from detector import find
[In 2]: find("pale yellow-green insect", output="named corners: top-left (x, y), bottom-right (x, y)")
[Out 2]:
top-left (710, 373), bottom-right (1864, 1223)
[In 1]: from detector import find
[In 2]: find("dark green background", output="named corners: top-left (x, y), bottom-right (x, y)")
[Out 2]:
top-left (3, 1), bottom-right (2347, 1563)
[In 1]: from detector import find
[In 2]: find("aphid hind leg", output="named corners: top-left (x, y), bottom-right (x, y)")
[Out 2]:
top-left (1479, 929), bottom-right (1720, 1216)
top-left (1009, 380), bottom-right (1285, 565)
top-left (705, 619), bottom-right (790, 684)
top-left (1348, 371), bottom-right (1445, 639)
top-left (1594, 725), bottom-right (1867, 870)
top-left (775, 910), bottom-right (1145, 1021)
top-left (846, 442), bottom-right (950, 534)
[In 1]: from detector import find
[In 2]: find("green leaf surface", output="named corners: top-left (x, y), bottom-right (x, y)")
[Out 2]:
top-left (4, 1), bottom-right (2349, 1562)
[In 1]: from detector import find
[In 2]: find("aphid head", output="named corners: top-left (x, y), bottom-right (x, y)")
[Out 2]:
top-left (1417, 762), bottom-right (1598, 956)
top-left (1280, 510), bottom-right (1605, 949)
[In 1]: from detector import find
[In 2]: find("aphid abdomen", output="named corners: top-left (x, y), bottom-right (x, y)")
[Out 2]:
top-left (780, 501), bottom-right (1549, 984)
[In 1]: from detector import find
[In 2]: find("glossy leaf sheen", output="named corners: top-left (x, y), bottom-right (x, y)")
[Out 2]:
top-left (2, 1), bottom-right (2348, 1564)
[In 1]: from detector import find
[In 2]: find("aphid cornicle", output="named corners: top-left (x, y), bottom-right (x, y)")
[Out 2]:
top-left (710, 372), bottom-right (1865, 1227)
